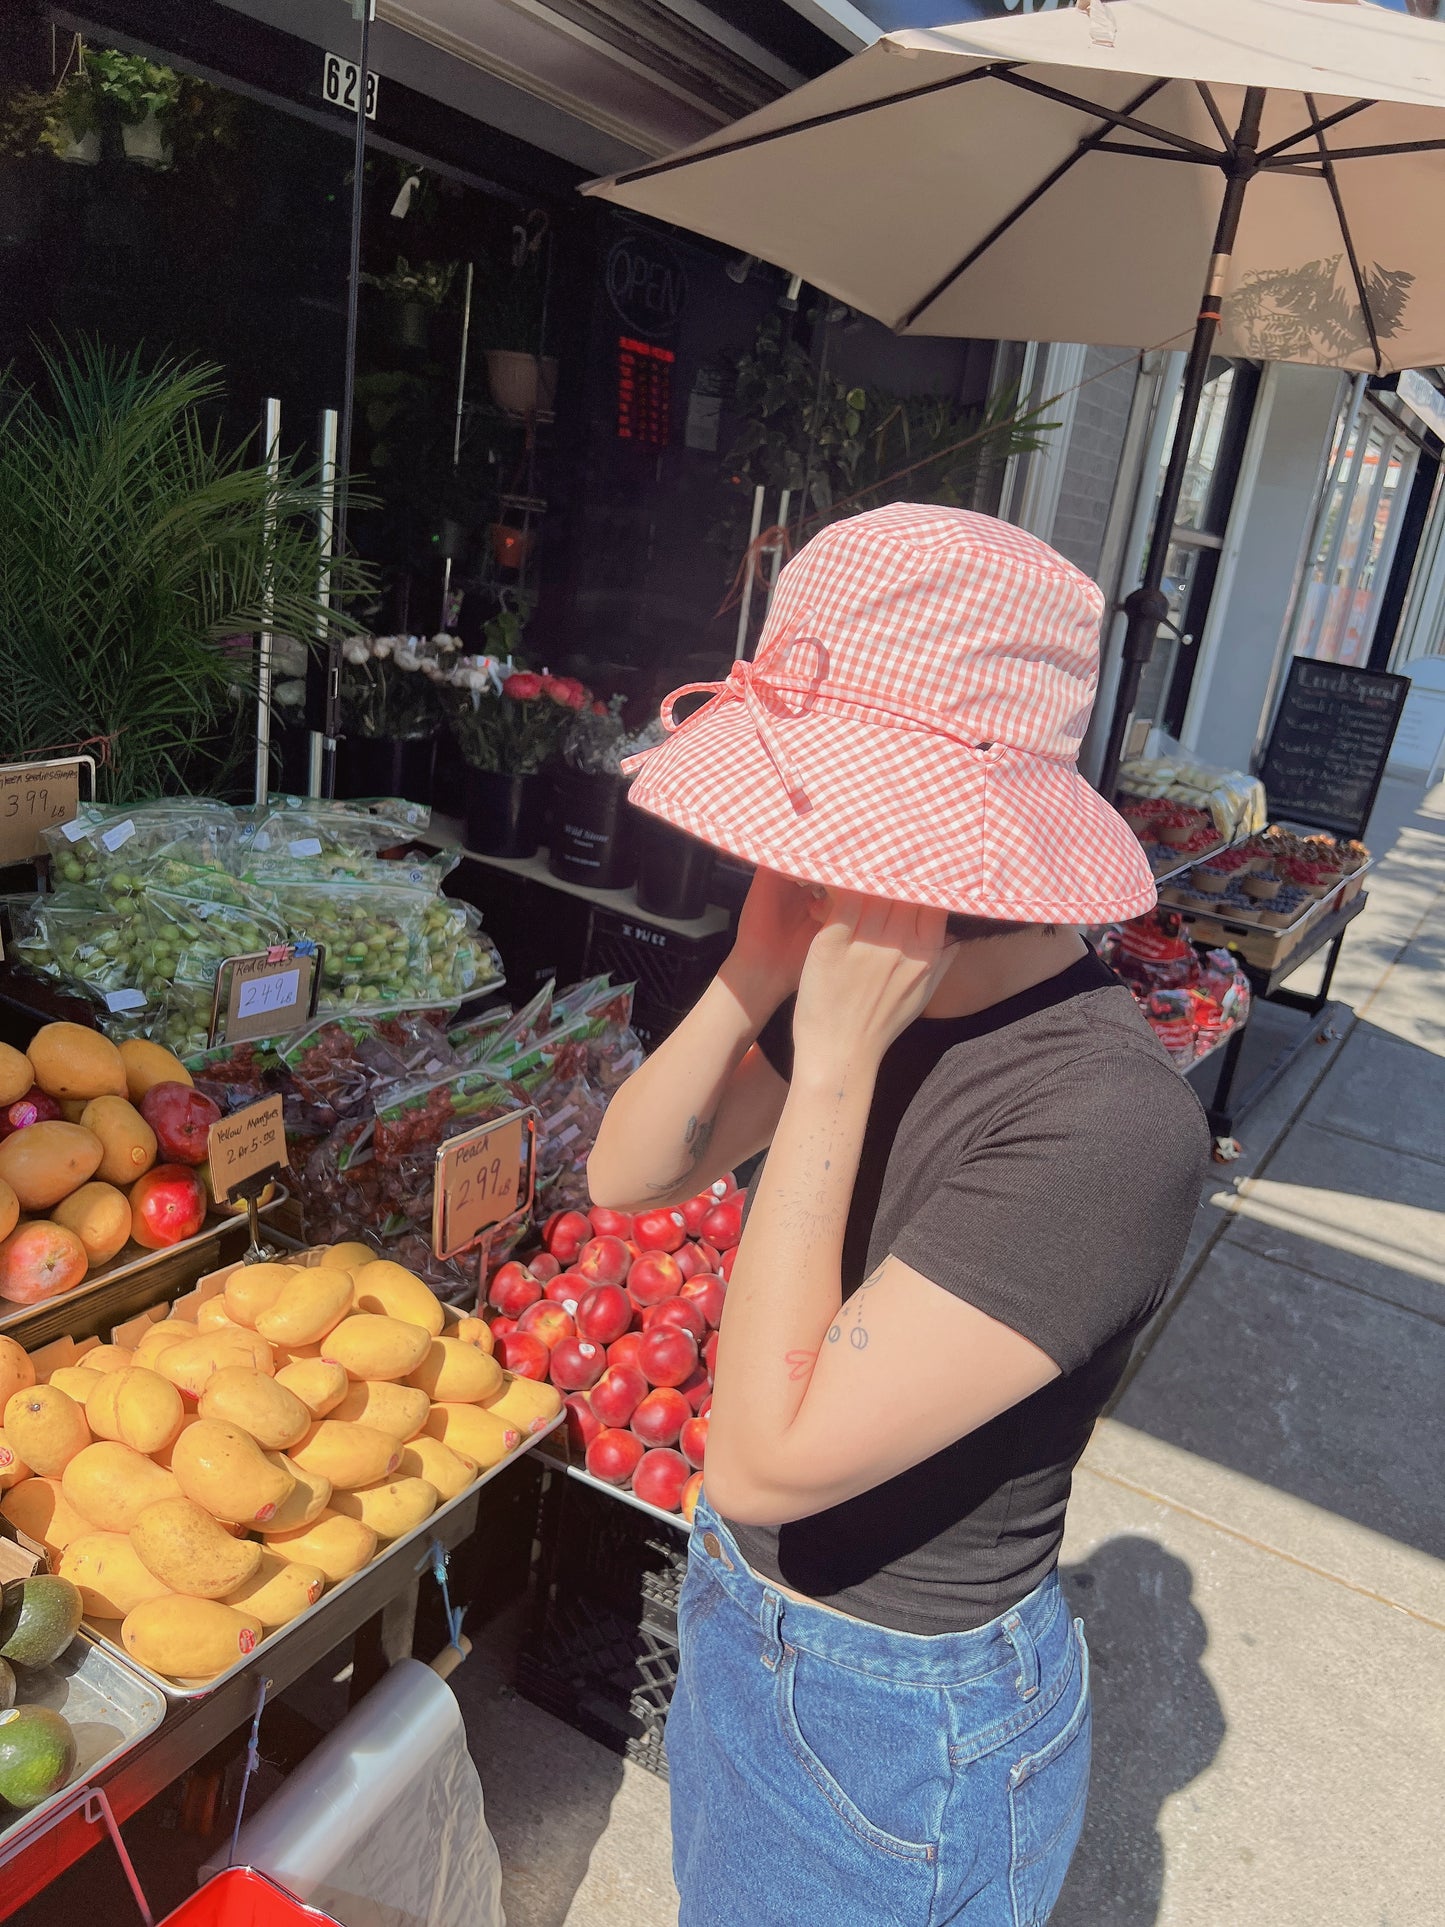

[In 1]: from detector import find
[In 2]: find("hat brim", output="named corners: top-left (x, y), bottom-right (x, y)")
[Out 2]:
top-left (626, 701), bottom-right (1157, 925)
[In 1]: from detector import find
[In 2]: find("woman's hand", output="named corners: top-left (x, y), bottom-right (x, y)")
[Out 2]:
top-left (721, 868), bottom-right (818, 1020)
top-left (791, 894), bottom-right (955, 1079)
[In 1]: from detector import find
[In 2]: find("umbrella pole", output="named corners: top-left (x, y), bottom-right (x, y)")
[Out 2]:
top-left (1096, 86), bottom-right (1267, 803)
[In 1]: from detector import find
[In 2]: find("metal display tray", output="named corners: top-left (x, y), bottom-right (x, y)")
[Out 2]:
top-left (0, 1632), bottom-right (166, 1856)
top-left (83, 1412), bottom-right (565, 1703)
top-left (540, 1435), bottom-right (694, 1534)
top-left (0, 1190), bottom-right (290, 1343)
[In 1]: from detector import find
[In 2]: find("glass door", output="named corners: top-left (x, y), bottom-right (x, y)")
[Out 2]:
top-left (1293, 411), bottom-right (1418, 667)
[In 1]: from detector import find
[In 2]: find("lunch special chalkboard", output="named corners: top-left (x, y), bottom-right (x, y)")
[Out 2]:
top-left (1260, 658), bottom-right (1410, 839)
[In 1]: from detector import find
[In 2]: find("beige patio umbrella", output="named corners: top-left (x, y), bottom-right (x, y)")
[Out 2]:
top-left (584, 0), bottom-right (1445, 792)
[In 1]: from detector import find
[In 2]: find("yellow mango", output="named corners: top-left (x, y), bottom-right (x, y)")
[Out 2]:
top-left (153, 1412), bottom-right (200, 1470)
top-left (406, 1338), bottom-right (503, 1404)
top-left (80, 1343), bottom-right (134, 1375)
top-left (224, 1551), bottom-right (326, 1629)
top-left (423, 1402), bottom-right (522, 1470)
top-left (265, 1509), bottom-right (376, 1584)
top-left (122, 1595), bottom-right (262, 1682)
top-left (62, 1442), bottom-right (180, 1531)
top-left (26, 1023), bottom-right (127, 1101)
top-left (133, 1320), bottom-right (196, 1366)
top-left (154, 1329), bottom-right (274, 1399)
top-left (0, 1120), bottom-right (104, 1210)
top-left (197, 1367), bottom-right (310, 1452)
top-left (332, 1476), bottom-right (437, 1541)
top-left (117, 1038), bottom-right (192, 1105)
top-left (4, 1384), bottom-right (91, 1477)
top-left (0, 1336), bottom-right (36, 1407)
top-left (0, 1425), bottom-right (32, 1492)
top-left (289, 1420), bottom-right (400, 1491)
top-left (130, 1496), bottom-right (263, 1599)
top-left (222, 1262), bottom-right (298, 1330)
top-left (269, 1340), bottom-right (321, 1368)
top-left (169, 1419), bottom-right (295, 1527)
top-left (59, 1531), bottom-right (173, 1619)
top-left (85, 1366), bottom-right (184, 1456)
top-left (47, 1366), bottom-right (103, 1405)
top-left (256, 1268), bottom-right (354, 1347)
top-left (51, 1182), bottom-right (132, 1265)
top-left (273, 1359), bottom-right (348, 1420)
top-left (330, 1380), bottom-right (430, 1442)
top-left (452, 1316), bottom-right (495, 1355)
top-left (480, 1373), bottom-right (564, 1435)
top-left (0, 1044), bottom-right (31, 1107)
top-left (3, 1477), bottom-right (90, 1557)
top-left (79, 1095), bottom-right (158, 1188)
top-left (195, 1297), bottom-right (241, 1333)
top-left (348, 1259), bottom-right (445, 1336)
top-left (320, 1315), bottom-right (431, 1384)
top-left (398, 1437), bottom-right (477, 1502)
top-left (255, 1457), bottom-right (331, 1535)
top-left (319, 1242), bottom-right (377, 1273)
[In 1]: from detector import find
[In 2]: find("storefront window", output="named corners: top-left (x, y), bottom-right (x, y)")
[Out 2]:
top-left (1295, 412), bottom-right (1418, 667)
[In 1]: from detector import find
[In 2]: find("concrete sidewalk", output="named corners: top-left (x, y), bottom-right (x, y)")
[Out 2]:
top-left (468, 774), bottom-right (1445, 1927)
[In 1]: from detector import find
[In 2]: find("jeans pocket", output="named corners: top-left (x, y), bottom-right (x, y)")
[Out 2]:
top-left (1008, 1619), bottom-right (1092, 1927)
top-left (777, 1644), bottom-right (938, 1862)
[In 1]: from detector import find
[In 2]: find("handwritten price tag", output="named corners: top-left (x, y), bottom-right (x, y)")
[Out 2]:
top-left (220, 948), bottom-right (318, 1044)
top-left (0, 760), bottom-right (86, 867)
top-left (433, 1112), bottom-right (532, 1260)
top-left (208, 1096), bottom-right (289, 1208)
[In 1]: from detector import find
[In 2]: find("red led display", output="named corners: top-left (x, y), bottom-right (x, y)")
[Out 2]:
top-left (617, 336), bottom-right (675, 446)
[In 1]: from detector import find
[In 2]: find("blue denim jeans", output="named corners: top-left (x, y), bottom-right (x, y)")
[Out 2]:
top-left (668, 1498), bottom-right (1091, 1926)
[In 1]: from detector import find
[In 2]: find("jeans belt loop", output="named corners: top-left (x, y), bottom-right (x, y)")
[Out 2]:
top-left (1002, 1610), bottom-right (1040, 1701)
top-left (760, 1588), bottom-right (784, 1669)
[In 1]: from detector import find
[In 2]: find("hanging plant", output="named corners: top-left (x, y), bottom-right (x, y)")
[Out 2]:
top-left (88, 48), bottom-right (182, 167)
top-left (360, 257), bottom-right (458, 308)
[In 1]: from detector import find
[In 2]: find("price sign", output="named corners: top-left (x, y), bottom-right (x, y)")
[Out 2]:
top-left (212, 945), bottom-right (322, 1046)
top-left (433, 1110), bottom-right (535, 1260)
top-left (0, 758), bottom-right (92, 866)
top-left (208, 1096), bottom-right (289, 1208)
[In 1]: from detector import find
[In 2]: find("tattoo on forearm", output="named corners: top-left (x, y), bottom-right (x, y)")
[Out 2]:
top-left (785, 1349), bottom-right (816, 1381)
top-left (644, 1112), bottom-right (717, 1195)
top-left (826, 1265), bottom-right (882, 1352)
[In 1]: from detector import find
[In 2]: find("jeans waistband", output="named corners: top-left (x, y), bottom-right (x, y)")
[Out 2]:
top-left (690, 1496), bottom-right (1064, 1690)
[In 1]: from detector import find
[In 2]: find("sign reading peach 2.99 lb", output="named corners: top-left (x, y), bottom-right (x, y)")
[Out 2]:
top-left (208, 1096), bottom-right (289, 1208)
top-left (433, 1111), bottom-right (534, 1260)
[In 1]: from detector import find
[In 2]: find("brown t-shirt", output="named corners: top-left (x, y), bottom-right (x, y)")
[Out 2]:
top-left (727, 950), bottom-right (1208, 1636)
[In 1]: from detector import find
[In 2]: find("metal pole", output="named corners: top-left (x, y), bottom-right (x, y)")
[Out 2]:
top-left (326, 0), bottom-right (373, 798)
top-left (1096, 86), bottom-right (1267, 800)
top-left (311, 406), bottom-right (339, 797)
top-left (441, 261), bottom-right (475, 630)
top-left (254, 397), bottom-right (282, 807)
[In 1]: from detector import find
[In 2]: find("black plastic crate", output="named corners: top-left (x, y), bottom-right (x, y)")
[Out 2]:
top-left (582, 907), bottom-right (729, 1042)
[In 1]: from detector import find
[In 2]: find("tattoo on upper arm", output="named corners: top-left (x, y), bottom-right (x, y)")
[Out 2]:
top-left (826, 1265), bottom-right (883, 1352)
top-left (785, 1349), bottom-right (816, 1381)
top-left (643, 1112), bottom-right (717, 1196)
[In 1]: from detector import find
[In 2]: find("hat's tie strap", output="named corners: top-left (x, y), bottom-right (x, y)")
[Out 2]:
top-left (661, 660), bottom-right (815, 812)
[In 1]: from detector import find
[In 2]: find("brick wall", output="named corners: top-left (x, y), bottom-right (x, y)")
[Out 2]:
top-left (1048, 346), bottom-right (1139, 580)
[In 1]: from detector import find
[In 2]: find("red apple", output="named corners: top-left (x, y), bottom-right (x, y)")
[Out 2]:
top-left (0, 1090), bottom-right (62, 1140)
top-left (637, 1325), bottom-right (698, 1390)
top-left (681, 1471), bottom-right (703, 1523)
top-left (607, 1332), bottom-right (647, 1373)
top-left (139, 1082), bottom-right (222, 1167)
top-left (627, 1251), bottom-right (684, 1310)
top-left (679, 1413), bottom-right (708, 1468)
top-left (719, 1247), bottom-right (737, 1283)
top-left (673, 1241), bottom-right (712, 1281)
top-left (700, 1198), bottom-right (744, 1250)
top-left (575, 1236), bottom-right (631, 1288)
top-left (642, 1297), bottom-right (707, 1344)
top-left (632, 1447), bottom-right (690, 1512)
top-left (632, 1207), bottom-right (688, 1254)
top-left (0, 1221), bottom-right (89, 1304)
top-left (679, 1366), bottom-right (711, 1413)
top-left (491, 1315), bottom-right (518, 1340)
top-left (528, 1252), bottom-right (562, 1282)
top-left (679, 1274), bottom-right (726, 1328)
top-left (129, 1164), bottom-right (207, 1249)
top-left (631, 1386), bottom-right (689, 1447)
top-left (590, 1364), bottom-right (648, 1429)
top-left (708, 1173), bottom-right (738, 1199)
top-left (563, 1393), bottom-right (602, 1452)
top-left (575, 1283), bottom-right (633, 1347)
top-left (589, 1206), bottom-right (633, 1240)
top-left (499, 1330), bottom-right (550, 1381)
top-left (549, 1337), bottom-right (607, 1393)
top-left (544, 1210), bottom-right (592, 1264)
top-left (517, 1301), bottom-right (575, 1351)
top-left (698, 1393), bottom-right (712, 1418)
top-left (488, 1261), bottom-right (542, 1317)
top-left (544, 1272), bottom-right (584, 1310)
top-left (585, 1427), bottom-right (645, 1487)
top-left (702, 1331), bottom-right (719, 1377)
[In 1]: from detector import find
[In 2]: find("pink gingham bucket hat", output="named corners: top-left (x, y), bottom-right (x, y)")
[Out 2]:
top-left (624, 503), bottom-right (1157, 925)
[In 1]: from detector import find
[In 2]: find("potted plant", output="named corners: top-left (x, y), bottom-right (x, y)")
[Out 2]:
top-left (336, 632), bottom-right (459, 805)
top-left (360, 257), bottom-right (457, 350)
top-left (450, 660), bottom-right (588, 861)
top-left (481, 218), bottom-right (557, 418)
top-left (35, 69), bottom-right (102, 166)
top-left (90, 48), bottom-right (181, 167)
top-left (548, 699), bottom-right (660, 892)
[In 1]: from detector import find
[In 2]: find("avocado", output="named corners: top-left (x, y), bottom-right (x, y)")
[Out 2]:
top-left (0, 1658), bottom-right (12, 1711)
top-left (0, 1576), bottom-right (83, 1669)
top-left (0, 1705), bottom-right (76, 1810)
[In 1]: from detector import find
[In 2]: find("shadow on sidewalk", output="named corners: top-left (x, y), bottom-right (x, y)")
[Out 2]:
top-left (1053, 1537), bottom-right (1225, 1927)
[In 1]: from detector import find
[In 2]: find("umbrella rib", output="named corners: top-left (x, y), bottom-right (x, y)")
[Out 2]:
top-left (1095, 142), bottom-right (1225, 163)
top-left (988, 70), bottom-right (1223, 161)
top-left (897, 78), bottom-right (1173, 332)
top-left (1258, 98), bottom-right (1376, 162)
top-left (1195, 82), bottom-right (1235, 150)
top-left (1306, 95), bottom-right (1383, 375)
top-left (1283, 137), bottom-right (1445, 161)
top-left (606, 63), bottom-right (1009, 186)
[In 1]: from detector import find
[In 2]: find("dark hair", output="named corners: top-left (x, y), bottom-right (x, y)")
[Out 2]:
top-left (945, 915), bottom-right (1058, 942)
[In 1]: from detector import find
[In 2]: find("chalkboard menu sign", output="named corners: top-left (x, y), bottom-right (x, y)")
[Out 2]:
top-left (1260, 658), bottom-right (1410, 838)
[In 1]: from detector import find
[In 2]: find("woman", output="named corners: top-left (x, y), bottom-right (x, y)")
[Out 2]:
top-left (588, 503), bottom-right (1208, 1926)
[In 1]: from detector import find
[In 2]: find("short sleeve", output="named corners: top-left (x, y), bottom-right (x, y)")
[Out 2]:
top-left (756, 997), bottom-right (796, 1082)
top-left (889, 1052), bottom-right (1208, 1374)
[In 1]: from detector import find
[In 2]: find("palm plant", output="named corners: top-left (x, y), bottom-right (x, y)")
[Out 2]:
top-left (0, 341), bottom-right (373, 800)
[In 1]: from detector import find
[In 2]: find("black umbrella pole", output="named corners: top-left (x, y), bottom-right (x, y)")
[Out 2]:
top-left (1096, 87), bottom-right (1265, 804)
